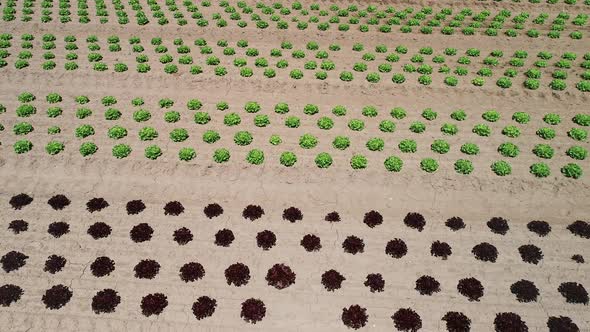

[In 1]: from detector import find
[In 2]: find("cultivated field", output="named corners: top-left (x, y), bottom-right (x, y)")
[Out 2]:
top-left (0, 0), bottom-right (589, 331)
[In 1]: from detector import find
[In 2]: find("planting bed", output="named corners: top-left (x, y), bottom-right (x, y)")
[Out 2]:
top-left (1, 0), bottom-right (589, 331)
top-left (1, 190), bottom-right (589, 330)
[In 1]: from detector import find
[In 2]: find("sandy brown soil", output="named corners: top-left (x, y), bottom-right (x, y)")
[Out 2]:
top-left (0, 0), bottom-right (589, 331)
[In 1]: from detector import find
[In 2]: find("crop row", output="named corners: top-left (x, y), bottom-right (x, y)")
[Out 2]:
top-left (1, 0), bottom-right (589, 40)
top-left (1, 281), bottom-right (585, 331)
top-left (1, 92), bottom-right (588, 177)
top-left (2, 193), bottom-right (588, 329)
top-left (1, 249), bottom-right (588, 302)
top-left (2, 33), bottom-right (589, 91)
top-left (0, 92), bottom-right (590, 178)
top-left (7, 193), bottom-right (590, 240)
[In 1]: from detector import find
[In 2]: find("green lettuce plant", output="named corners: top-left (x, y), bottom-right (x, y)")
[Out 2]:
top-left (254, 115), bottom-right (270, 127)
top-left (568, 128), bottom-right (587, 141)
top-left (13, 122), bottom-right (34, 135)
top-left (285, 116), bottom-right (300, 128)
top-left (409, 122), bottom-right (426, 133)
top-left (75, 95), bottom-right (90, 104)
top-left (362, 106), bottom-right (378, 117)
top-left (460, 143), bottom-right (480, 155)
top-left (274, 103), bottom-right (289, 114)
top-left (533, 144), bottom-right (554, 159)
top-left (45, 141), bottom-right (64, 155)
top-left (420, 158), bottom-right (438, 172)
top-left (194, 112), bottom-right (211, 124)
top-left (384, 156), bottom-right (403, 172)
top-left (379, 120), bottom-right (396, 133)
top-left (332, 136), bottom-right (350, 150)
top-left (13, 140), bottom-right (33, 154)
top-left (269, 135), bottom-right (282, 145)
top-left (133, 110), bottom-right (151, 122)
top-left (315, 152), bottom-right (332, 168)
top-left (566, 146), bottom-right (587, 160)
top-left (244, 101), bottom-right (260, 113)
top-left (348, 119), bottom-right (365, 131)
top-left (234, 131), bottom-right (253, 145)
top-left (179, 147), bottom-right (196, 161)
top-left (47, 106), bottom-right (63, 118)
top-left (224, 113), bottom-right (241, 126)
top-left (75, 124), bottom-right (94, 138)
top-left (572, 114), bottom-right (590, 126)
top-left (498, 142), bottom-right (520, 157)
top-left (145, 145), bottom-right (162, 160)
top-left (317, 117), bottom-right (334, 130)
top-left (530, 163), bottom-right (550, 178)
top-left (107, 126), bottom-right (127, 139)
top-left (390, 107), bottom-right (406, 119)
top-left (169, 128), bottom-right (188, 142)
top-left (561, 163), bottom-right (582, 179)
top-left (502, 126), bottom-right (520, 138)
top-left (422, 108), bottom-right (437, 120)
top-left (366, 138), bottom-right (384, 151)
top-left (213, 148), bottom-right (230, 163)
top-left (79, 142), bottom-right (97, 156)
top-left (46, 93), bottom-right (62, 103)
top-left (187, 99), bottom-right (202, 110)
top-left (537, 128), bottom-right (556, 140)
top-left (399, 139), bottom-right (417, 153)
top-left (455, 159), bottom-right (474, 174)
top-left (138, 127), bottom-right (158, 141)
top-left (482, 110), bottom-right (500, 122)
top-left (350, 155), bottom-right (367, 169)
top-left (491, 160), bottom-right (512, 176)
top-left (280, 151), bottom-right (297, 166)
top-left (16, 105), bottom-right (36, 117)
top-left (431, 140), bottom-right (450, 154)
top-left (112, 144), bottom-right (131, 158)
top-left (299, 134), bottom-right (318, 149)
top-left (451, 110), bottom-right (466, 121)
top-left (512, 112), bottom-right (530, 124)
top-left (441, 123), bottom-right (458, 135)
top-left (246, 149), bottom-right (264, 165)
top-left (304, 104), bottom-right (319, 115)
